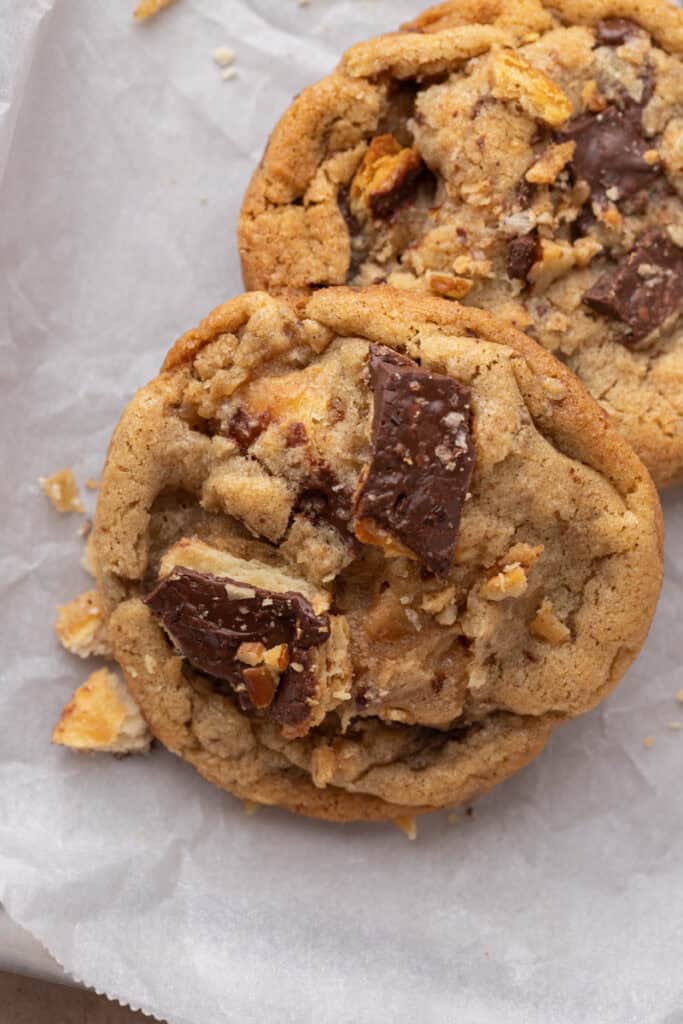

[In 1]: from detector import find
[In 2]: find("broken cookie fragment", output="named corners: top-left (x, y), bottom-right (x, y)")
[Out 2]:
top-left (55, 589), bottom-right (111, 659)
top-left (583, 231), bottom-right (683, 344)
top-left (350, 134), bottom-right (424, 221)
top-left (355, 345), bottom-right (475, 577)
top-left (52, 668), bottom-right (151, 754)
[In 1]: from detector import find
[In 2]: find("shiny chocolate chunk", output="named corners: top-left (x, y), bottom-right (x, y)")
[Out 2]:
top-left (562, 101), bottom-right (660, 203)
top-left (583, 231), bottom-right (683, 343)
top-left (596, 18), bottom-right (637, 46)
top-left (144, 567), bottom-right (329, 722)
top-left (355, 346), bottom-right (475, 577)
top-left (507, 234), bottom-right (541, 281)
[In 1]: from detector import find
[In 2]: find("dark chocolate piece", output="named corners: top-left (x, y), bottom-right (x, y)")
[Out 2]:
top-left (562, 100), bottom-right (660, 203)
top-left (368, 145), bottom-right (425, 220)
top-left (338, 187), bottom-right (360, 236)
top-left (285, 421), bottom-right (308, 448)
top-left (355, 346), bottom-right (475, 577)
top-left (596, 18), bottom-right (636, 46)
top-left (507, 233), bottom-right (541, 281)
top-left (144, 567), bottom-right (329, 723)
top-left (583, 231), bottom-right (683, 343)
top-left (227, 407), bottom-right (270, 452)
top-left (296, 465), bottom-right (354, 537)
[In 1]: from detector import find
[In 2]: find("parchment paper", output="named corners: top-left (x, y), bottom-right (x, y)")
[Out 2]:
top-left (1, 2), bottom-right (682, 1022)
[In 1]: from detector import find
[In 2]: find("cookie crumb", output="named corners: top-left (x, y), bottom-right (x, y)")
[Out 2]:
top-left (85, 478), bottom-right (98, 491)
top-left (133, 0), bottom-right (176, 21)
top-left (52, 668), bottom-right (151, 754)
top-left (221, 67), bottom-right (238, 82)
top-left (40, 468), bottom-right (84, 514)
top-left (393, 816), bottom-right (417, 840)
top-left (242, 799), bottom-right (261, 816)
top-left (298, 0), bottom-right (312, 7)
top-left (642, 735), bottom-right (655, 749)
top-left (666, 721), bottom-right (681, 731)
top-left (676, 690), bottom-right (683, 704)
top-left (55, 590), bottom-right (111, 659)
top-left (212, 46), bottom-right (235, 67)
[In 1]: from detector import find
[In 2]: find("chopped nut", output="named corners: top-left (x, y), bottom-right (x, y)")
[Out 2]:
top-left (393, 816), bottom-right (417, 840)
top-left (263, 643), bottom-right (290, 672)
top-left (236, 642), bottom-right (266, 667)
top-left (489, 50), bottom-right (573, 128)
top-left (421, 586), bottom-right (456, 615)
top-left (350, 135), bottom-right (423, 221)
top-left (505, 542), bottom-right (544, 569)
top-left (481, 564), bottom-right (528, 601)
top-left (55, 590), bottom-right (110, 659)
top-left (52, 668), bottom-right (151, 754)
top-left (643, 149), bottom-right (660, 166)
top-left (40, 468), bottom-right (84, 514)
top-left (642, 735), bottom-right (655, 749)
top-left (427, 271), bottom-right (473, 300)
top-left (133, 0), bottom-right (176, 20)
top-left (572, 236), bottom-right (603, 268)
top-left (242, 666), bottom-right (278, 709)
top-left (355, 516), bottom-right (416, 561)
top-left (528, 239), bottom-right (575, 291)
top-left (311, 745), bottom-right (337, 788)
top-left (525, 141), bottom-right (576, 185)
top-left (581, 80), bottom-right (607, 112)
top-left (530, 598), bottom-right (570, 645)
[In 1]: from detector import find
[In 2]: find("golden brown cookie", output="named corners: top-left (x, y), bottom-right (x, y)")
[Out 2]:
top-left (92, 286), bottom-right (662, 822)
top-left (239, 0), bottom-right (683, 488)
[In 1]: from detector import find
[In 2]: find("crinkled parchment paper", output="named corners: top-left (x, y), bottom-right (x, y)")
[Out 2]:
top-left (1, 2), bottom-right (682, 1022)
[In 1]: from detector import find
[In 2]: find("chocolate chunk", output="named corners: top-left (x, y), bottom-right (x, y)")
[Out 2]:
top-left (507, 234), bottom-right (541, 281)
top-left (583, 231), bottom-right (683, 343)
top-left (227, 407), bottom-right (270, 452)
top-left (515, 177), bottom-right (535, 210)
top-left (355, 346), bottom-right (475, 577)
top-left (296, 465), bottom-right (354, 537)
top-left (144, 567), bottom-right (329, 721)
top-left (285, 421), bottom-right (308, 448)
top-left (596, 18), bottom-right (637, 46)
top-left (338, 187), bottom-right (360, 236)
top-left (562, 101), bottom-right (660, 203)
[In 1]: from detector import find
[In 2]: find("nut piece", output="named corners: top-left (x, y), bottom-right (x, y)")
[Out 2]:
top-left (55, 590), bottom-right (111, 659)
top-left (311, 744), bottom-right (337, 789)
top-left (530, 598), bottom-right (570, 645)
top-left (525, 141), bottom-right (576, 184)
top-left (52, 668), bottom-right (151, 754)
top-left (393, 816), bottom-right (418, 841)
top-left (350, 135), bottom-right (424, 221)
top-left (236, 642), bottom-right (266, 667)
top-left (133, 0), bottom-right (176, 20)
top-left (490, 50), bottom-right (573, 128)
top-left (242, 666), bottom-right (278, 710)
top-left (40, 468), bottom-right (84, 514)
top-left (427, 272), bottom-right (474, 300)
top-left (481, 563), bottom-right (528, 601)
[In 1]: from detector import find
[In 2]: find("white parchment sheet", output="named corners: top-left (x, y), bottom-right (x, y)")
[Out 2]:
top-left (1, 2), bottom-right (683, 1022)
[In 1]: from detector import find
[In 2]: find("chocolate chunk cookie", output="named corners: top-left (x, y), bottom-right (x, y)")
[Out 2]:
top-left (239, 0), bottom-right (683, 487)
top-left (92, 287), bottom-right (662, 822)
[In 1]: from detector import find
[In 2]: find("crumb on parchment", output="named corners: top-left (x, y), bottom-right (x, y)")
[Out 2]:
top-left (393, 816), bottom-right (417, 840)
top-left (643, 735), bottom-right (655, 749)
top-left (55, 590), bottom-right (111, 659)
top-left (677, 690), bottom-right (683, 704)
top-left (133, 0), bottom-right (176, 21)
top-left (52, 668), bottom-right (152, 754)
top-left (40, 468), bottom-right (84, 514)
top-left (242, 799), bottom-right (261, 816)
top-left (85, 478), bottom-right (98, 491)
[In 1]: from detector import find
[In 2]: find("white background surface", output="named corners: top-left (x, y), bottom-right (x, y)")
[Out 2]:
top-left (1, 2), bottom-right (683, 1022)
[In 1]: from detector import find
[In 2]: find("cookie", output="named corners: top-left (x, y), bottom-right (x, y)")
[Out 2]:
top-left (92, 286), bottom-right (662, 822)
top-left (239, 0), bottom-right (683, 488)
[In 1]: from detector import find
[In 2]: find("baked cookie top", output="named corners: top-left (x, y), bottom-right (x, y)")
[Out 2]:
top-left (239, 0), bottom-right (683, 488)
top-left (94, 287), bottom-right (662, 821)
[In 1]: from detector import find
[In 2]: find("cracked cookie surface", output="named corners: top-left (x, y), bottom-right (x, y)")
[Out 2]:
top-left (93, 287), bottom-right (662, 822)
top-left (239, 0), bottom-right (683, 488)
